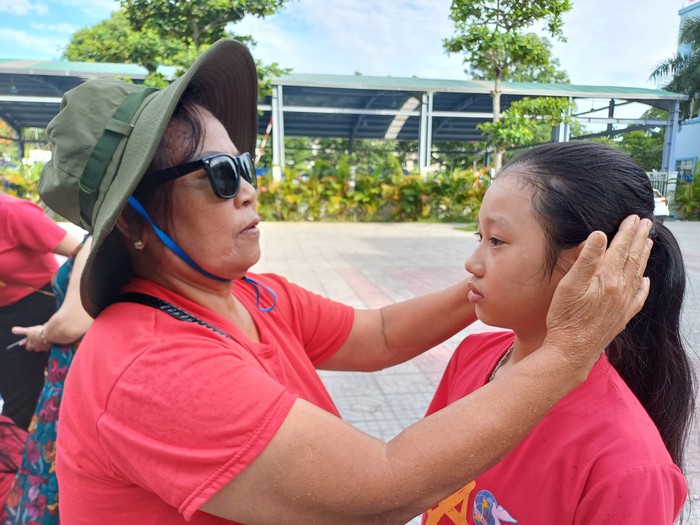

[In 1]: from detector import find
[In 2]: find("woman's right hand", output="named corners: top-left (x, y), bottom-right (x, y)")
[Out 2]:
top-left (10, 325), bottom-right (51, 352)
top-left (544, 215), bottom-right (653, 374)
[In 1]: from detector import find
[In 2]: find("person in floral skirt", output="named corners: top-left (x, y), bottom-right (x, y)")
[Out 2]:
top-left (3, 237), bottom-right (92, 525)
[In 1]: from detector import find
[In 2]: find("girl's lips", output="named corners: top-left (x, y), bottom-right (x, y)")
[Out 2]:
top-left (467, 282), bottom-right (483, 303)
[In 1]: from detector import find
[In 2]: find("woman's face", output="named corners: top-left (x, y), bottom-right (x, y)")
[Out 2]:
top-left (465, 171), bottom-right (572, 338)
top-left (154, 107), bottom-right (261, 283)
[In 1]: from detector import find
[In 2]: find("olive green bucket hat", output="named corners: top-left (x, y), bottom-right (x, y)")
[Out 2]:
top-left (39, 39), bottom-right (258, 317)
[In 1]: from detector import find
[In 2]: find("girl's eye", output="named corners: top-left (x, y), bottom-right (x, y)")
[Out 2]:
top-left (475, 232), bottom-right (503, 246)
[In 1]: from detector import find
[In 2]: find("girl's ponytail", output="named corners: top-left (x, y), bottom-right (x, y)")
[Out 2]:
top-left (606, 222), bottom-right (695, 468)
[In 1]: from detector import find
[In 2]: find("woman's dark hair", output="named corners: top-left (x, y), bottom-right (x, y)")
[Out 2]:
top-left (108, 85), bottom-right (213, 297)
top-left (501, 141), bottom-right (696, 471)
top-left (133, 84), bottom-right (212, 226)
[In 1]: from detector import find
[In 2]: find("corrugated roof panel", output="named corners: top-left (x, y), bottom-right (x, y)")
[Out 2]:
top-left (275, 73), bottom-right (686, 101)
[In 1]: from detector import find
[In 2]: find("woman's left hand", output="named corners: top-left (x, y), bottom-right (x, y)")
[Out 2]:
top-left (11, 325), bottom-right (51, 352)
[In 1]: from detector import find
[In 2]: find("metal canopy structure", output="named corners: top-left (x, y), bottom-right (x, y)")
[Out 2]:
top-left (259, 73), bottom-right (687, 176)
top-left (0, 59), bottom-right (153, 130)
top-left (0, 59), bottom-right (687, 175)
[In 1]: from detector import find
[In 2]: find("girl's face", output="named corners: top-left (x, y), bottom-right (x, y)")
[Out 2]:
top-left (465, 170), bottom-right (574, 339)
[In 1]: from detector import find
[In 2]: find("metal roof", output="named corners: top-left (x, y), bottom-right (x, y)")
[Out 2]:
top-left (256, 73), bottom-right (685, 143)
top-left (0, 59), bottom-right (175, 130)
top-left (0, 60), bottom-right (687, 146)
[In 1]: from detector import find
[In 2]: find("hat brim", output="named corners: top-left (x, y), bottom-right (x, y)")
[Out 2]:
top-left (83, 40), bottom-right (258, 316)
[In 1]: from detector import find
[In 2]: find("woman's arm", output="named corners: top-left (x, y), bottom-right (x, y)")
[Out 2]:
top-left (53, 231), bottom-right (82, 257)
top-left (12, 237), bottom-right (93, 351)
top-left (200, 217), bottom-right (652, 524)
top-left (320, 279), bottom-right (476, 371)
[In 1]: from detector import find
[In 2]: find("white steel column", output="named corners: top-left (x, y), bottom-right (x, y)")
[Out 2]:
top-left (662, 100), bottom-right (680, 173)
top-left (419, 92), bottom-right (428, 175)
top-left (425, 92), bottom-right (434, 173)
top-left (271, 86), bottom-right (281, 180)
top-left (271, 85), bottom-right (286, 180)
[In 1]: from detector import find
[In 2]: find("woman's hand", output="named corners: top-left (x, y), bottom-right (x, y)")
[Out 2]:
top-left (545, 215), bottom-right (653, 373)
top-left (10, 325), bottom-right (51, 352)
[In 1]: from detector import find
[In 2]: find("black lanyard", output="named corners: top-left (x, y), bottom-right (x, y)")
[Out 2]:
top-left (117, 292), bottom-right (232, 340)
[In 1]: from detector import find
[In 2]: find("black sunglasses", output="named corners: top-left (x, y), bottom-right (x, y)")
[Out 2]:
top-left (150, 152), bottom-right (257, 199)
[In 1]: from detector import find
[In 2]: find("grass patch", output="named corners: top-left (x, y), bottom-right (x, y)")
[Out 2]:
top-left (454, 223), bottom-right (478, 232)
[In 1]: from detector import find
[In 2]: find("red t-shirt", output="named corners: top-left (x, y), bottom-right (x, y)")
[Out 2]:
top-left (422, 331), bottom-right (687, 525)
top-left (0, 194), bottom-right (67, 306)
top-left (56, 274), bottom-right (354, 524)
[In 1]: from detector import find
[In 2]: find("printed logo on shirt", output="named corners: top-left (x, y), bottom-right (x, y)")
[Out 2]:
top-left (424, 481), bottom-right (476, 524)
top-left (473, 490), bottom-right (517, 525)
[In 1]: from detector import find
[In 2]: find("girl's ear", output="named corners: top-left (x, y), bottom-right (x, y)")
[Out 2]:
top-left (558, 242), bottom-right (585, 275)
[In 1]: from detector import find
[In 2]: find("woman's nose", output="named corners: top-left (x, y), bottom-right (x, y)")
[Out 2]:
top-left (236, 178), bottom-right (258, 206)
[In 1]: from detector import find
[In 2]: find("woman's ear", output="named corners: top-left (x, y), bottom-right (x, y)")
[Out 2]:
top-left (115, 211), bottom-right (144, 247)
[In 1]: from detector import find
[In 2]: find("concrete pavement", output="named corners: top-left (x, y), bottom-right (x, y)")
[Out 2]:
top-left (250, 220), bottom-right (700, 524)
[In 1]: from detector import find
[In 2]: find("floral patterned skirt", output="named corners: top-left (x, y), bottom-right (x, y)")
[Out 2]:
top-left (2, 341), bottom-right (77, 525)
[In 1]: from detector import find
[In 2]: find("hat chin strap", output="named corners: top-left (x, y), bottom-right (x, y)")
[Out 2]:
top-left (127, 196), bottom-right (276, 312)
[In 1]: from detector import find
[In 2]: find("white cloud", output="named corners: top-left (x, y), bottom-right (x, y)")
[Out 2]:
top-left (238, 0), bottom-right (466, 78)
top-left (0, 28), bottom-right (65, 59)
top-left (238, 0), bottom-right (684, 88)
top-left (0, 0), bottom-right (48, 16)
top-left (52, 0), bottom-right (118, 19)
top-left (31, 22), bottom-right (76, 34)
top-left (551, 0), bottom-right (682, 87)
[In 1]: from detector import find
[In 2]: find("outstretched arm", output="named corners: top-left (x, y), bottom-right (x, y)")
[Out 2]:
top-left (320, 278), bottom-right (477, 371)
top-left (12, 237), bottom-right (93, 351)
top-left (200, 216), bottom-right (652, 524)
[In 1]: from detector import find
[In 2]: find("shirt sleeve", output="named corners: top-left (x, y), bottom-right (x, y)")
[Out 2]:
top-left (258, 274), bottom-right (355, 365)
top-left (574, 464), bottom-right (687, 524)
top-left (95, 334), bottom-right (298, 520)
top-left (6, 199), bottom-right (67, 252)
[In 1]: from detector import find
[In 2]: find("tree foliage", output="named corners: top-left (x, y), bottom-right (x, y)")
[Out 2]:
top-left (589, 108), bottom-right (666, 172)
top-left (651, 15), bottom-right (700, 120)
top-left (467, 33), bottom-right (570, 83)
top-left (64, 0), bottom-right (290, 93)
top-left (478, 96), bottom-right (574, 151)
top-left (444, 0), bottom-right (572, 169)
top-left (122, 0), bottom-right (287, 47)
top-left (65, 11), bottom-right (174, 75)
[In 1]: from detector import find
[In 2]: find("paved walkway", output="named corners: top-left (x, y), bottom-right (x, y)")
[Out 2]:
top-left (251, 220), bottom-right (700, 524)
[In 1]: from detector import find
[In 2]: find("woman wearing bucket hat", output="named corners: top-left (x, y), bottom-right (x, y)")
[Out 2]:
top-left (39, 39), bottom-right (653, 524)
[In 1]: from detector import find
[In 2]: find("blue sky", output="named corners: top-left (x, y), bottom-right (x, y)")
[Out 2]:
top-left (0, 0), bottom-right (688, 89)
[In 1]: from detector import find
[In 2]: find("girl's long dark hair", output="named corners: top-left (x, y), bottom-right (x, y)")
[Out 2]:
top-left (503, 141), bottom-right (696, 471)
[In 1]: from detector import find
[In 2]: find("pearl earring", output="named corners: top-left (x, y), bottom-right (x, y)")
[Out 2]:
top-left (134, 240), bottom-right (145, 250)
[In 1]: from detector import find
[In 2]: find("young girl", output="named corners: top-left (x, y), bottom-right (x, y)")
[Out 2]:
top-left (423, 141), bottom-right (696, 524)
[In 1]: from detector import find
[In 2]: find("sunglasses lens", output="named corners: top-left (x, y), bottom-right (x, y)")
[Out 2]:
top-left (236, 153), bottom-right (257, 189)
top-left (209, 156), bottom-right (239, 198)
top-left (206, 154), bottom-right (257, 198)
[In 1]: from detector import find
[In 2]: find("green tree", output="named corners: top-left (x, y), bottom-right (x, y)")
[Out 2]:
top-left (444, 0), bottom-right (572, 170)
top-left (64, 1), bottom-right (290, 94)
top-left (479, 96), bottom-right (575, 156)
top-left (470, 34), bottom-right (570, 84)
top-left (651, 16), bottom-right (700, 120)
top-left (64, 11), bottom-right (173, 76)
top-left (122, 0), bottom-right (287, 48)
top-left (589, 108), bottom-right (666, 171)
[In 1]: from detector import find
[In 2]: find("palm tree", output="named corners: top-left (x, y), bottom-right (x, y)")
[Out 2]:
top-left (651, 16), bottom-right (700, 120)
